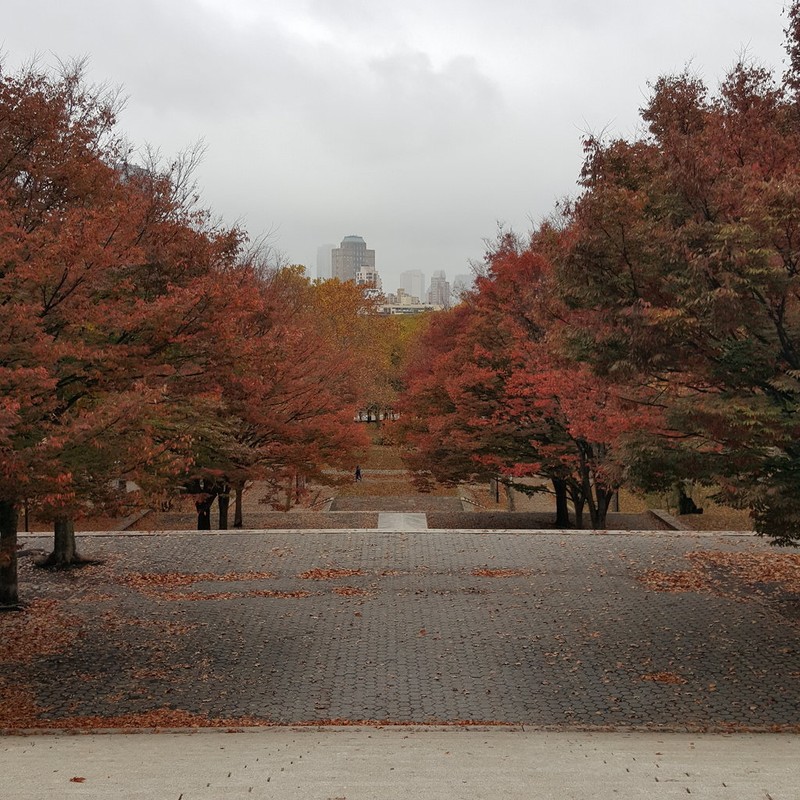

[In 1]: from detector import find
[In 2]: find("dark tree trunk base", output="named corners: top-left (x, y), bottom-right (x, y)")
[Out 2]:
top-left (0, 500), bottom-right (19, 607)
top-left (196, 501), bottom-right (213, 530)
top-left (553, 478), bottom-right (570, 529)
top-left (218, 486), bottom-right (230, 531)
top-left (36, 517), bottom-right (101, 568)
top-left (34, 554), bottom-right (103, 570)
top-left (233, 483), bottom-right (244, 528)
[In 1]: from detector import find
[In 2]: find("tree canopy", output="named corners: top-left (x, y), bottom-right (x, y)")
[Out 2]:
top-left (0, 60), bottom-right (368, 605)
top-left (399, 3), bottom-right (800, 544)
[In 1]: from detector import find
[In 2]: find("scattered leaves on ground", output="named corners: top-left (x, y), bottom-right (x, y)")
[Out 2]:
top-left (0, 599), bottom-right (81, 665)
top-left (471, 568), bottom-right (530, 578)
top-left (297, 568), bottom-right (364, 580)
top-left (123, 571), bottom-right (276, 591)
top-left (639, 551), bottom-right (800, 598)
top-left (332, 586), bottom-right (370, 597)
top-left (0, 683), bottom-right (50, 728)
top-left (99, 612), bottom-right (197, 635)
top-left (148, 589), bottom-right (315, 602)
top-left (0, 696), bottom-right (516, 731)
top-left (641, 672), bottom-right (688, 685)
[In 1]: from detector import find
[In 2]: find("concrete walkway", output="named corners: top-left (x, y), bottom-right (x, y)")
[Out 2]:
top-left (378, 512), bottom-right (428, 530)
top-left (2, 728), bottom-right (796, 799)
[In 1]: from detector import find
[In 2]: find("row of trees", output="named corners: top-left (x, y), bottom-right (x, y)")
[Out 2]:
top-left (400, 3), bottom-right (800, 545)
top-left (0, 61), bottom-right (374, 606)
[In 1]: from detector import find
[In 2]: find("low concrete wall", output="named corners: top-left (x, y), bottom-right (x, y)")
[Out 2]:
top-left (648, 508), bottom-right (692, 531)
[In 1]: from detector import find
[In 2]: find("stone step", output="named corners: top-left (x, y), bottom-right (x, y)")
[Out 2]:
top-left (377, 512), bottom-right (428, 530)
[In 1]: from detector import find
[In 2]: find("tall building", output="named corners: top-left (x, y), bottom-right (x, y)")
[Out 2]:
top-left (451, 273), bottom-right (474, 302)
top-left (427, 270), bottom-right (450, 308)
top-left (400, 269), bottom-right (425, 302)
top-left (355, 265), bottom-right (382, 290)
top-left (316, 244), bottom-right (335, 279)
top-left (331, 235), bottom-right (375, 282)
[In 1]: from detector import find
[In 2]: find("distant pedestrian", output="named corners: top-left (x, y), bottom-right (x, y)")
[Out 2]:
top-left (355, 465), bottom-right (362, 482)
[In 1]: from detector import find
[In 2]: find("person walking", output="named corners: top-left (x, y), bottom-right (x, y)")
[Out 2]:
top-left (355, 465), bottom-right (362, 482)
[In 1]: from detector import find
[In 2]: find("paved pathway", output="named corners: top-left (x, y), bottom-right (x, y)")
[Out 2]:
top-left (378, 512), bottom-right (428, 530)
top-left (5, 529), bottom-right (799, 731)
top-left (2, 729), bottom-right (798, 799)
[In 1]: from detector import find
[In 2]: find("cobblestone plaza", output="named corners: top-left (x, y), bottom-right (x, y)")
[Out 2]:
top-left (5, 528), bottom-right (799, 731)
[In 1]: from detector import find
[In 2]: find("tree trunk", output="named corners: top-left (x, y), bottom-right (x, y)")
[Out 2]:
top-left (568, 485), bottom-right (586, 529)
top-left (589, 486), bottom-right (613, 530)
top-left (196, 496), bottom-right (214, 530)
top-left (573, 499), bottom-right (585, 529)
top-left (218, 486), bottom-right (230, 531)
top-left (505, 480), bottom-right (516, 511)
top-left (553, 478), bottom-right (570, 528)
top-left (43, 516), bottom-right (79, 566)
top-left (0, 500), bottom-right (19, 608)
top-left (233, 483), bottom-right (244, 528)
top-left (284, 476), bottom-right (292, 512)
top-left (576, 446), bottom-right (595, 529)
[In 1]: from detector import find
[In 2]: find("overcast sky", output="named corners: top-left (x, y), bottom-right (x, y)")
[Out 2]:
top-left (1, 0), bottom-right (790, 291)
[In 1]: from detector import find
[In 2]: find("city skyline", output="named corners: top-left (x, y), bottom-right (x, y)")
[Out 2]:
top-left (316, 241), bottom-right (471, 298)
top-left (1, 1), bottom-right (788, 290)
top-left (315, 235), bottom-right (473, 293)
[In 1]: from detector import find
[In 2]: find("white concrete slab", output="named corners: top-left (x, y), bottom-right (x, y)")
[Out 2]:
top-left (378, 513), bottom-right (428, 530)
top-left (1, 729), bottom-right (797, 800)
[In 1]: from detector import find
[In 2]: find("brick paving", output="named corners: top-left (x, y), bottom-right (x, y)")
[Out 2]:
top-left (5, 529), bottom-right (799, 731)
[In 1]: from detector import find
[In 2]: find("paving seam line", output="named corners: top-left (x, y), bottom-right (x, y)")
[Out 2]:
top-left (16, 529), bottom-right (756, 538)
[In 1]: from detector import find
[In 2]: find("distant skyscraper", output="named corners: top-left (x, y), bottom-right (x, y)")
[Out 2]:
top-left (400, 269), bottom-right (425, 302)
top-left (427, 270), bottom-right (450, 308)
top-left (316, 244), bottom-right (335, 279)
top-left (451, 273), bottom-right (473, 302)
top-left (331, 235), bottom-right (375, 282)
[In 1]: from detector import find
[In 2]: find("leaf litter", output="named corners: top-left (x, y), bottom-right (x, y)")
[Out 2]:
top-left (639, 550), bottom-right (800, 601)
top-left (471, 568), bottom-right (531, 578)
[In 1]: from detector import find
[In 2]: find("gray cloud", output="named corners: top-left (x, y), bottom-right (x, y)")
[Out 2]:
top-left (2, 0), bottom-right (789, 287)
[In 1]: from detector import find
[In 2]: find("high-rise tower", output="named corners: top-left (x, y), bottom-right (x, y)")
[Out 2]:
top-left (316, 244), bottom-right (335, 279)
top-left (427, 270), bottom-right (450, 308)
top-left (400, 269), bottom-right (425, 302)
top-left (331, 235), bottom-right (375, 282)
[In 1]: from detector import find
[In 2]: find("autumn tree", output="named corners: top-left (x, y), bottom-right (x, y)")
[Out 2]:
top-left (488, 231), bottom-right (671, 528)
top-left (307, 277), bottom-right (388, 423)
top-left (552, 4), bottom-right (800, 542)
top-left (180, 266), bottom-right (369, 528)
top-left (401, 3), bottom-right (800, 539)
top-left (0, 59), bottom-right (250, 602)
top-left (0, 59), bottom-right (141, 598)
top-left (400, 303), bottom-right (507, 486)
top-left (400, 229), bottom-right (665, 529)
